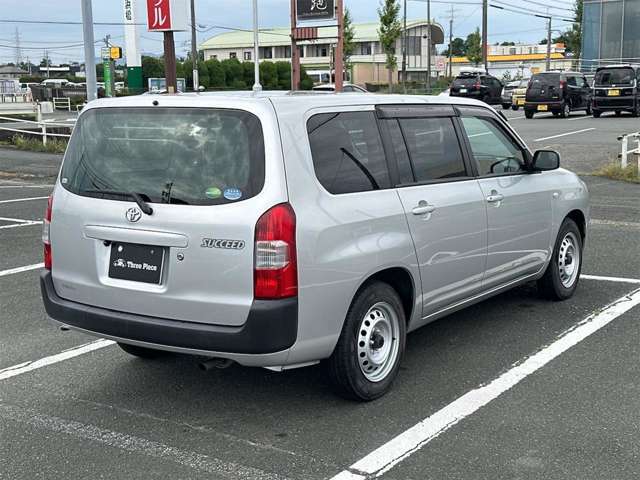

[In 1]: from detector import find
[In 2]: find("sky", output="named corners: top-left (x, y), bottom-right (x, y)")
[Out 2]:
top-left (0, 0), bottom-right (576, 65)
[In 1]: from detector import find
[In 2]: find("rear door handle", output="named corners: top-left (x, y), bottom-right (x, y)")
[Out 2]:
top-left (412, 203), bottom-right (436, 215)
top-left (486, 193), bottom-right (504, 203)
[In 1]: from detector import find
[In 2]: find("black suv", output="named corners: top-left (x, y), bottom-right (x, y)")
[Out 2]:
top-left (592, 65), bottom-right (640, 117)
top-left (524, 72), bottom-right (591, 118)
top-left (450, 72), bottom-right (503, 104)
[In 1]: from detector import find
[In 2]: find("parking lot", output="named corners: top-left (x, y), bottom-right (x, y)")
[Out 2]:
top-left (1, 109), bottom-right (639, 479)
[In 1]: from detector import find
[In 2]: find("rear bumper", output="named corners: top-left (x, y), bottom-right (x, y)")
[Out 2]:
top-left (524, 101), bottom-right (562, 112)
top-left (593, 97), bottom-right (635, 110)
top-left (40, 271), bottom-right (298, 355)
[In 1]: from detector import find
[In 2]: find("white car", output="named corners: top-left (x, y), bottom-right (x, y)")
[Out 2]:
top-left (312, 83), bottom-right (368, 93)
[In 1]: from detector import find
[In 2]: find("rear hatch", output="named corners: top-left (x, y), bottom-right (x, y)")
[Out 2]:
top-left (526, 73), bottom-right (562, 102)
top-left (50, 100), bottom-right (287, 327)
top-left (451, 76), bottom-right (479, 95)
top-left (594, 67), bottom-right (635, 98)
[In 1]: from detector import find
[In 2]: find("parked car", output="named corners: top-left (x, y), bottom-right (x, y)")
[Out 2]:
top-left (40, 92), bottom-right (589, 401)
top-left (501, 80), bottom-right (522, 109)
top-left (509, 79), bottom-right (530, 110)
top-left (312, 83), bottom-right (368, 93)
top-left (591, 64), bottom-right (640, 117)
top-left (450, 71), bottom-right (503, 104)
top-left (524, 72), bottom-right (591, 118)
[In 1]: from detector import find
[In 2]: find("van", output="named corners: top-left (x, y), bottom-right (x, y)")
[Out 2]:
top-left (524, 72), bottom-right (591, 118)
top-left (591, 65), bottom-right (640, 117)
top-left (41, 92), bottom-right (589, 400)
top-left (450, 72), bottom-right (503, 104)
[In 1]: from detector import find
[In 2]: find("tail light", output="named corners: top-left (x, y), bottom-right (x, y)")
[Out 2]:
top-left (474, 82), bottom-right (481, 89)
top-left (43, 194), bottom-right (53, 270)
top-left (559, 80), bottom-right (567, 89)
top-left (254, 203), bottom-right (297, 299)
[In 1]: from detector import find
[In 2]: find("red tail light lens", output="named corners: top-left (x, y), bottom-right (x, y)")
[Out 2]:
top-left (43, 194), bottom-right (53, 270)
top-left (254, 203), bottom-right (297, 299)
top-left (474, 82), bottom-right (481, 89)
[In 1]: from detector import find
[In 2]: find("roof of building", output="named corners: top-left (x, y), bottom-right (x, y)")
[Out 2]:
top-left (0, 65), bottom-right (27, 74)
top-left (199, 20), bottom-right (444, 50)
top-left (452, 52), bottom-right (567, 63)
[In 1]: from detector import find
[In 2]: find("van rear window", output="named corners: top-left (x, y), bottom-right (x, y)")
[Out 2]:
top-left (453, 77), bottom-right (478, 87)
top-left (60, 107), bottom-right (265, 206)
top-left (595, 68), bottom-right (635, 86)
top-left (530, 73), bottom-right (561, 86)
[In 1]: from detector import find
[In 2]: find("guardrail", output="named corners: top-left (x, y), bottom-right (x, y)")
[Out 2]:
top-left (617, 133), bottom-right (640, 178)
top-left (53, 97), bottom-right (71, 111)
top-left (0, 115), bottom-right (73, 146)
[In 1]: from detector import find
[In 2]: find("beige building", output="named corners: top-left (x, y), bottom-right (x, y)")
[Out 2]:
top-left (199, 20), bottom-right (445, 86)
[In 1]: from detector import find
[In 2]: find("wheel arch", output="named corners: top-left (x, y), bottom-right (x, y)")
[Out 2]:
top-left (566, 209), bottom-right (587, 241)
top-left (355, 267), bottom-right (417, 326)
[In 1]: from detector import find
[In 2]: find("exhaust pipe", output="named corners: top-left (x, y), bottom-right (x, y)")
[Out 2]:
top-left (198, 358), bottom-right (234, 371)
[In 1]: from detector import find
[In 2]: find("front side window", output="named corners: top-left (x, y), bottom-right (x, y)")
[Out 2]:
top-left (397, 117), bottom-right (467, 182)
top-left (461, 116), bottom-right (526, 176)
top-left (61, 108), bottom-right (265, 205)
top-left (307, 112), bottom-right (391, 194)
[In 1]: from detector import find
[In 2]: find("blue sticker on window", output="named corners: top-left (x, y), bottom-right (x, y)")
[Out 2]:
top-left (223, 188), bottom-right (242, 201)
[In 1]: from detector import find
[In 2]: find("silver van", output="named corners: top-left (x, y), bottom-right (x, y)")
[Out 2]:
top-left (41, 92), bottom-right (589, 401)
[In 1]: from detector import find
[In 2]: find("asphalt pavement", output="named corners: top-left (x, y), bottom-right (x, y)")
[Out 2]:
top-left (0, 111), bottom-right (639, 480)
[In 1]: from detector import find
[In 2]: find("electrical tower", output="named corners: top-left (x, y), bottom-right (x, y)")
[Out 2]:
top-left (15, 28), bottom-right (22, 66)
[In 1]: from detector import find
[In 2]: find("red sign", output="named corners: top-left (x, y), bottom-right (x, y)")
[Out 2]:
top-left (147, 0), bottom-right (171, 31)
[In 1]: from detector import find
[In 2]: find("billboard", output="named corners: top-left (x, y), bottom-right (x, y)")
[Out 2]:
top-left (146, 0), bottom-right (188, 32)
top-left (148, 77), bottom-right (186, 92)
top-left (296, 0), bottom-right (335, 23)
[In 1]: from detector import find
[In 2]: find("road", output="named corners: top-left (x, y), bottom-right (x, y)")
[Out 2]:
top-left (0, 112), bottom-right (639, 479)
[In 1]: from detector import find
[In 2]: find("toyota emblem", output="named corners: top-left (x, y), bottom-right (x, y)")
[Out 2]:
top-left (125, 207), bottom-right (142, 223)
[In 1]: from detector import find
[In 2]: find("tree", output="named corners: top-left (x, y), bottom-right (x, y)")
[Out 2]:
top-left (205, 58), bottom-right (225, 88)
top-left (141, 56), bottom-right (164, 87)
top-left (443, 37), bottom-right (465, 57)
top-left (343, 7), bottom-right (356, 71)
top-left (465, 28), bottom-right (482, 66)
top-left (562, 0), bottom-right (583, 57)
top-left (500, 41), bottom-right (516, 46)
top-left (378, 0), bottom-right (402, 90)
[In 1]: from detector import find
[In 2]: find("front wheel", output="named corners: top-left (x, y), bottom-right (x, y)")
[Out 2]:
top-left (525, 110), bottom-right (534, 119)
top-left (586, 103), bottom-right (592, 116)
top-left (512, 105), bottom-right (520, 111)
top-left (593, 109), bottom-right (601, 118)
top-left (502, 103), bottom-right (511, 110)
top-left (560, 102), bottom-right (571, 118)
top-left (327, 282), bottom-right (406, 401)
top-left (538, 218), bottom-right (583, 301)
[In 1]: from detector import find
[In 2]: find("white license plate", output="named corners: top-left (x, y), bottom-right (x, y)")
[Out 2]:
top-left (459, 88), bottom-right (467, 93)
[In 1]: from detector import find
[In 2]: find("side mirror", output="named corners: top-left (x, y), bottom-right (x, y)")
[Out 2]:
top-left (532, 150), bottom-right (560, 171)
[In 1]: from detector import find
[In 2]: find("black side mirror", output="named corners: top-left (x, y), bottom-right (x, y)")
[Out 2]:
top-left (532, 150), bottom-right (560, 171)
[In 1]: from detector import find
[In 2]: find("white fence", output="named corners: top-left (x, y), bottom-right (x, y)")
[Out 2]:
top-left (0, 115), bottom-right (73, 146)
top-left (618, 132), bottom-right (640, 178)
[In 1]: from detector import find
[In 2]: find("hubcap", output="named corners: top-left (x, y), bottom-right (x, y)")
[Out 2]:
top-left (357, 302), bottom-right (400, 383)
top-left (558, 232), bottom-right (580, 288)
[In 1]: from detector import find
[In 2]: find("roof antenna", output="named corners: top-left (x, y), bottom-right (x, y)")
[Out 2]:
top-left (252, 0), bottom-right (262, 93)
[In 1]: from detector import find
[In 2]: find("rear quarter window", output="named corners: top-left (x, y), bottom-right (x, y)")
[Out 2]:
top-left (307, 111), bottom-right (391, 194)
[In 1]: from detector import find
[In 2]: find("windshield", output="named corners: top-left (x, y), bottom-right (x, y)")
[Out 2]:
top-left (595, 68), bottom-right (635, 86)
top-left (60, 107), bottom-right (265, 206)
top-left (530, 73), bottom-right (561, 87)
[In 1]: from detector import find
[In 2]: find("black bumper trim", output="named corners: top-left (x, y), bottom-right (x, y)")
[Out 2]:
top-left (40, 272), bottom-right (297, 354)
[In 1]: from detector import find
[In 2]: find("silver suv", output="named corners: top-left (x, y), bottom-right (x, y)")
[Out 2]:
top-left (41, 92), bottom-right (589, 401)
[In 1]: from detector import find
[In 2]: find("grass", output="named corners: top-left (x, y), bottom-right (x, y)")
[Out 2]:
top-left (593, 161), bottom-right (640, 184)
top-left (9, 134), bottom-right (68, 155)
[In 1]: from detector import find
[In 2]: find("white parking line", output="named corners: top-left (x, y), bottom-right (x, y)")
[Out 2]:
top-left (567, 115), bottom-right (592, 121)
top-left (331, 287), bottom-right (640, 479)
top-left (0, 196), bottom-right (49, 204)
top-left (581, 274), bottom-right (640, 285)
top-left (0, 216), bottom-right (43, 230)
top-left (0, 185), bottom-right (53, 189)
top-left (0, 263), bottom-right (44, 278)
top-left (534, 128), bottom-right (595, 142)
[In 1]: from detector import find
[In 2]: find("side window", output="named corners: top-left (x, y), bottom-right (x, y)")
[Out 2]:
top-left (566, 76), bottom-right (577, 87)
top-left (397, 117), bottom-right (467, 182)
top-left (307, 112), bottom-right (391, 194)
top-left (386, 120), bottom-right (414, 184)
top-left (461, 116), bottom-right (526, 176)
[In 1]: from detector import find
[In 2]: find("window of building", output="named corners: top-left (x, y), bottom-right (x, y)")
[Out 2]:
top-left (601, 0), bottom-right (623, 60)
top-left (259, 47), bottom-right (273, 59)
top-left (307, 112), bottom-right (391, 194)
top-left (284, 46), bottom-right (291, 58)
top-left (229, 52), bottom-right (237, 59)
top-left (582, 1), bottom-right (602, 65)
top-left (209, 54), bottom-right (218, 60)
top-left (509, 47), bottom-right (517, 55)
top-left (244, 51), bottom-right (252, 61)
top-left (359, 42), bottom-right (372, 55)
top-left (299, 45), bottom-right (305, 58)
top-left (406, 37), bottom-right (422, 56)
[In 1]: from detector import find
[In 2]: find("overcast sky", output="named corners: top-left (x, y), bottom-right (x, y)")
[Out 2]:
top-left (0, 0), bottom-right (573, 65)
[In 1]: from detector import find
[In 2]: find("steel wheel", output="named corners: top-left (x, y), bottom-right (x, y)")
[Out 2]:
top-left (356, 302), bottom-right (400, 383)
top-left (558, 232), bottom-right (580, 288)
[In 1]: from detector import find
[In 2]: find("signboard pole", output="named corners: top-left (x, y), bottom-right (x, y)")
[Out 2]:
top-left (164, 31), bottom-right (178, 93)
top-left (81, 0), bottom-right (97, 101)
top-left (190, 0), bottom-right (199, 91)
top-left (335, 0), bottom-right (344, 92)
top-left (290, 0), bottom-right (300, 90)
top-left (124, 0), bottom-right (143, 94)
top-left (252, 0), bottom-right (262, 92)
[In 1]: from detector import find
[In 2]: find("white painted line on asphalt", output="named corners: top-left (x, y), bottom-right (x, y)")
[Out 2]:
top-left (581, 274), bottom-right (640, 285)
top-left (567, 115), bottom-right (592, 121)
top-left (0, 196), bottom-right (48, 204)
top-left (0, 339), bottom-right (115, 381)
top-left (331, 287), bottom-right (640, 479)
top-left (0, 185), bottom-right (53, 189)
top-left (0, 221), bottom-right (42, 230)
top-left (534, 128), bottom-right (595, 142)
top-left (0, 263), bottom-right (44, 278)
top-left (0, 216), bottom-right (38, 223)
top-left (0, 403), bottom-right (289, 480)
top-left (508, 115), bottom-right (526, 120)
top-left (590, 219), bottom-right (640, 229)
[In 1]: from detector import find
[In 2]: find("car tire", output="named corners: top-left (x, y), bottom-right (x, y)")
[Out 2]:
top-left (615, 110), bottom-right (622, 117)
top-left (593, 109), bottom-right (601, 118)
top-left (525, 110), bottom-right (534, 119)
top-left (632, 103), bottom-right (640, 117)
top-left (327, 282), bottom-right (407, 401)
top-left (537, 218), bottom-right (583, 301)
top-left (502, 103), bottom-right (511, 110)
top-left (118, 342), bottom-right (164, 359)
top-left (560, 102), bottom-right (570, 118)
top-left (482, 94), bottom-right (491, 104)
top-left (586, 103), bottom-right (592, 116)
top-left (512, 105), bottom-right (519, 111)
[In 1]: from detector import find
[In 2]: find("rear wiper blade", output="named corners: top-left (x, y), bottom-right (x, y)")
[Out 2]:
top-left (82, 189), bottom-right (154, 215)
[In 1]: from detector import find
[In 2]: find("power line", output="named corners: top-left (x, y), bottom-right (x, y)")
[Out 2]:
top-left (0, 18), bottom-right (145, 26)
top-left (490, 4), bottom-right (574, 22)
top-left (492, 0), bottom-right (571, 17)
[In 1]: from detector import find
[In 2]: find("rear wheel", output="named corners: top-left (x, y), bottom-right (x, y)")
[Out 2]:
top-left (560, 102), bottom-right (571, 118)
top-left (118, 342), bottom-right (164, 359)
top-left (538, 218), bottom-right (583, 301)
top-left (525, 110), bottom-right (534, 119)
top-left (615, 110), bottom-right (622, 116)
top-left (327, 282), bottom-right (406, 401)
top-left (586, 103), bottom-right (592, 116)
top-left (593, 109), bottom-right (601, 118)
top-left (482, 94), bottom-right (491, 104)
top-left (502, 103), bottom-right (511, 110)
top-left (512, 105), bottom-right (519, 111)
top-left (632, 103), bottom-right (640, 117)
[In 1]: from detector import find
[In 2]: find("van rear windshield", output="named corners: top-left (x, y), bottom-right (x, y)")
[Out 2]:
top-left (453, 77), bottom-right (478, 86)
top-left (60, 107), bottom-right (265, 206)
top-left (530, 73), bottom-right (561, 86)
top-left (595, 68), bottom-right (635, 86)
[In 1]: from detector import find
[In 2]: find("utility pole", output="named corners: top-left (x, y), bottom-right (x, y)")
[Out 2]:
top-left (401, 0), bottom-right (407, 91)
top-left (290, 0), bottom-right (300, 90)
top-left (164, 32), bottom-right (178, 93)
top-left (15, 28), bottom-right (22, 67)
top-left (335, 0), bottom-right (344, 92)
top-left (448, 6), bottom-right (454, 79)
top-left (190, 0), bottom-right (199, 91)
top-left (45, 50), bottom-right (50, 78)
top-left (252, 0), bottom-right (262, 91)
top-left (482, 0), bottom-right (488, 73)
top-left (81, 0), bottom-right (97, 101)
top-left (426, 0), bottom-right (432, 91)
top-left (546, 16), bottom-right (552, 71)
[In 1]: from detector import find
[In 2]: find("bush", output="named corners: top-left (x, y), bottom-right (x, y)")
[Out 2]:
top-left (11, 134), bottom-right (67, 154)
top-left (205, 59), bottom-right (225, 88)
top-left (593, 162), bottom-right (640, 183)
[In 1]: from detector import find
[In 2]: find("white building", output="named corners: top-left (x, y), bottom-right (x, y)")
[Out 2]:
top-left (199, 20), bottom-right (445, 86)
